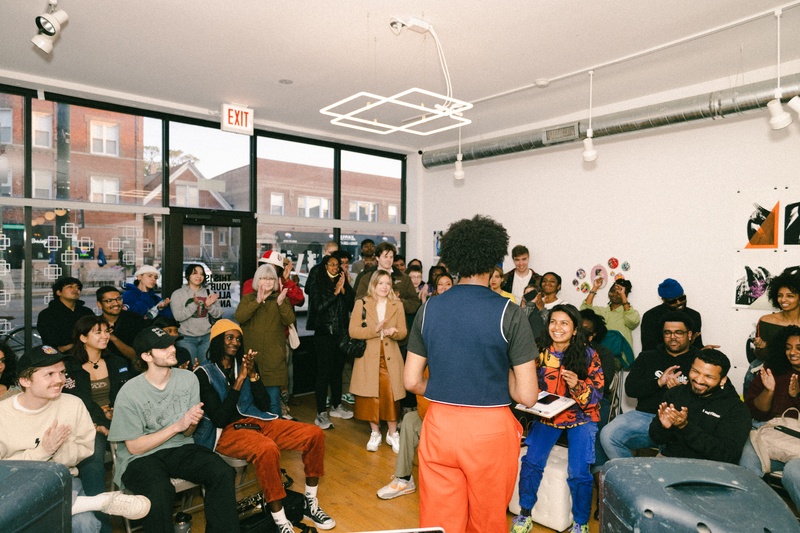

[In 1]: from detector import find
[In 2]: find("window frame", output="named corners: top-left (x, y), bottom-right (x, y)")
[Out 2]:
top-left (89, 175), bottom-right (120, 204)
top-left (90, 121), bottom-right (120, 157)
top-left (33, 112), bottom-right (53, 148)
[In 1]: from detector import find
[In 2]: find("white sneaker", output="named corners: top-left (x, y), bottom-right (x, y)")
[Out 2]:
top-left (304, 494), bottom-right (336, 530)
top-left (329, 405), bottom-right (354, 419)
top-left (377, 475), bottom-right (416, 500)
top-left (100, 491), bottom-right (151, 520)
top-left (315, 412), bottom-right (334, 430)
top-left (367, 431), bottom-right (382, 452)
top-left (276, 520), bottom-right (295, 533)
top-left (385, 431), bottom-right (400, 454)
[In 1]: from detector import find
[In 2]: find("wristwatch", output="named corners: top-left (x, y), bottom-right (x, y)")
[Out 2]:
top-left (249, 373), bottom-right (261, 382)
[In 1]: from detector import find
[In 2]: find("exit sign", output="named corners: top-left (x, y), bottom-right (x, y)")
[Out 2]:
top-left (221, 103), bottom-right (254, 135)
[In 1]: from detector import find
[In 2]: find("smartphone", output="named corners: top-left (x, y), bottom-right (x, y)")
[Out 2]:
top-left (523, 289), bottom-right (539, 303)
top-left (538, 394), bottom-right (559, 405)
top-left (234, 423), bottom-right (260, 431)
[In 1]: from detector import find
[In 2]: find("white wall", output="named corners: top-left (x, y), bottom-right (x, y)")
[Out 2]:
top-left (406, 111), bottom-right (800, 390)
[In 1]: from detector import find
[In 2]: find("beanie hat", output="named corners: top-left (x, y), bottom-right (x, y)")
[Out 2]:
top-left (210, 318), bottom-right (243, 341)
top-left (658, 278), bottom-right (684, 299)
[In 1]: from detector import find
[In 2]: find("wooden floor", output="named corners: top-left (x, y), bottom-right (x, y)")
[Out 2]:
top-left (111, 392), bottom-right (602, 532)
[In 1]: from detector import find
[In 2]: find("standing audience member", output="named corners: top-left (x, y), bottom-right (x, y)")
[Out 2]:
top-left (96, 286), bottom-right (146, 365)
top-left (404, 215), bottom-right (538, 533)
top-left (349, 271), bottom-right (408, 452)
top-left (109, 326), bottom-right (240, 532)
top-left (393, 254), bottom-right (406, 274)
top-left (351, 239), bottom-right (376, 277)
top-left (424, 265), bottom-right (447, 298)
top-left (407, 265), bottom-right (427, 304)
top-left (740, 325), bottom-right (800, 508)
top-left (0, 346), bottom-right (150, 532)
top-left (305, 241), bottom-right (339, 298)
top-left (641, 278), bottom-right (705, 351)
top-left (490, 265), bottom-right (517, 303)
top-left (64, 315), bottom-right (133, 532)
top-left (333, 250), bottom-right (357, 405)
top-left (432, 272), bottom-right (454, 296)
top-left (243, 251), bottom-right (305, 307)
top-left (648, 350), bottom-right (751, 464)
top-left (37, 276), bottom-right (95, 353)
top-left (235, 264), bottom-right (295, 416)
top-left (501, 244), bottom-right (541, 303)
top-left (581, 277), bottom-right (640, 352)
top-left (306, 254), bottom-right (355, 429)
top-left (530, 272), bottom-right (566, 320)
top-left (407, 258), bottom-right (423, 272)
top-left (194, 320), bottom-right (335, 532)
top-left (122, 265), bottom-right (172, 319)
top-left (170, 263), bottom-right (223, 364)
top-left (512, 304), bottom-right (603, 533)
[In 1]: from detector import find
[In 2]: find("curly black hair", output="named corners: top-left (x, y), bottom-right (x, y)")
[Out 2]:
top-left (767, 269), bottom-right (800, 309)
top-left (541, 304), bottom-right (591, 379)
top-left (765, 325), bottom-right (800, 375)
top-left (439, 215), bottom-right (509, 278)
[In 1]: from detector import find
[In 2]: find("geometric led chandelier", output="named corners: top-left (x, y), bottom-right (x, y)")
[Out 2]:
top-left (320, 16), bottom-right (472, 136)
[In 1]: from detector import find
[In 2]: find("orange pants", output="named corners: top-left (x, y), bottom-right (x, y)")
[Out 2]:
top-left (215, 417), bottom-right (325, 503)
top-left (418, 402), bottom-right (522, 533)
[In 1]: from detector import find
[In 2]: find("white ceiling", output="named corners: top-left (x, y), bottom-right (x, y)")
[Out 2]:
top-left (2, 1), bottom-right (799, 154)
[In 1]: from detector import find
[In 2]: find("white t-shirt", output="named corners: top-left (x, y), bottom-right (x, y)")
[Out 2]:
top-left (511, 270), bottom-right (533, 303)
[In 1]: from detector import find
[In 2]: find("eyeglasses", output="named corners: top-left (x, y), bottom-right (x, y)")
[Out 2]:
top-left (663, 330), bottom-right (688, 337)
top-left (664, 295), bottom-right (687, 306)
top-left (101, 297), bottom-right (123, 304)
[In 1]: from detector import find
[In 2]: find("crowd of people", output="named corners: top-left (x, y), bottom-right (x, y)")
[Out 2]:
top-left (1, 220), bottom-right (799, 533)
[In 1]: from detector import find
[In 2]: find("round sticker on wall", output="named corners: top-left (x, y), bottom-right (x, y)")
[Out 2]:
top-left (621, 261), bottom-right (631, 272)
top-left (615, 273), bottom-right (626, 281)
top-left (576, 268), bottom-right (586, 279)
top-left (572, 279), bottom-right (579, 286)
top-left (580, 282), bottom-right (591, 293)
top-left (590, 264), bottom-right (608, 289)
top-left (608, 257), bottom-right (619, 269)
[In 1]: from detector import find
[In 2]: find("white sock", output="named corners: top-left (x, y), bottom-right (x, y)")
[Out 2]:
top-left (71, 492), bottom-right (114, 515)
top-left (305, 484), bottom-right (318, 499)
top-left (271, 508), bottom-right (289, 525)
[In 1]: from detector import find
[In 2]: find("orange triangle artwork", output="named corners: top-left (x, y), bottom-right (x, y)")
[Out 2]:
top-left (746, 202), bottom-right (779, 248)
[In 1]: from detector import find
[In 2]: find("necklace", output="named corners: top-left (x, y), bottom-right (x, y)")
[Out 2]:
top-left (87, 356), bottom-right (101, 370)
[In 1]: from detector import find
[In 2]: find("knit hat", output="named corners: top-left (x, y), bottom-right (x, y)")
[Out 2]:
top-left (258, 250), bottom-right (285, 269)
top-left (210, 319), bottom-right (243, 341)
top-left (134, 265), bottom-right (159, 278)
top-left (658, 278), bottom-right (684, 299)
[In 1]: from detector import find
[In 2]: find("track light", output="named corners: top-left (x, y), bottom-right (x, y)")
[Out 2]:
top-left (32, 0), bottom-right (67, 54)
top-left (454, 154), bottom-right (465, 180)
top-left (788, 96), bottom-right (800, 115)
top-left (768, 10), bottom-right (791, 130)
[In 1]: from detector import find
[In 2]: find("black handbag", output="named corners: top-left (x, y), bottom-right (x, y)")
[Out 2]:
top-left (338, 299), bottom-right (367, 360)
top-left (238, 488), bottom-right (315, 532)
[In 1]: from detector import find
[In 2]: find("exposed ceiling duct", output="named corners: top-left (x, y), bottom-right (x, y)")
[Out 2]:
top-left (421, 72), bottom-right (800, 169)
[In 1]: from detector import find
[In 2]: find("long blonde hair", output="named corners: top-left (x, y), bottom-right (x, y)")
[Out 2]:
top-left (367, 270), bottom-right (397, 301)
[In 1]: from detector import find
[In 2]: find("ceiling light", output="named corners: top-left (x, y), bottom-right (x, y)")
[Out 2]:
top-left (768, 9), bottom-right (791, 130)
top-left (32, 0), bottom-right (67, 54)
top-left (453, 154), bottom-right (465, 180)
top-left (31, 32), bottom-right (56, 54)
top-left (582, 70), bottom-right (598, 162)
top-left (321, 17), bottom-right (471, 136)
top-left (787, 96), bottom-right (800, 115)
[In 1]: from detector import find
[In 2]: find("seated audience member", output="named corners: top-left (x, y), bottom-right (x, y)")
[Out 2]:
top-left (747, 269), bottom-right (800, 392)
top-left (599, 311), bottom-right (698, 462)
top-left (170, 263), bottom-right (223, 364)
top-left (512, 304), bottom-right (603, 533)
top-left (350, 238), bottom-right (376, 277)
top-left (242, 251), bottom-right (305, 307)
top-left (581, 277), bottom-right (640, 352)
top-left (580, 310), bottom-right (618, 433)
top-left (0, 346), bottom-right (150, 532)
top-left (194, 320), bottom-right (335, 532)
top-left (740, 325), bottom-right (800, 508)
top-left (0, 341), bottom-right (17, 396)
top-left (392, 254), bottom-right (406, 274)
top-left (96, 285), bottom-right (146, 365)
top-left (37, 276), bottom-right (95, 353)
top-left (432, 272), bottom-right (454, 296)
top-left (376, 388), bottom-right (429, 500)
top-left (64, 315), bottom-right (133, 531)
top-left (641, 278), bottom-right (705, 351)
top-left (501, 244), bottom-right (541, 303)
top-left (648, 350), bottom-right (751, 464)
top-left (109, 326), bottom-right (239, 532)
top-left (490, 265), bottom-right (517, 303)
top-left (151, 316), bottom-right (195, 369)
top-left (121, 265), bottom-right (172, 320)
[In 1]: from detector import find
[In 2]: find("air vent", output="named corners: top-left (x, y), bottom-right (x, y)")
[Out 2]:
top-left (542, 123), bottom-right (579, 145)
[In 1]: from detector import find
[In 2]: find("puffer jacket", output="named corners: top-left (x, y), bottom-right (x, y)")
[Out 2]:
top-left (307, 270), bottom-right (355, 335)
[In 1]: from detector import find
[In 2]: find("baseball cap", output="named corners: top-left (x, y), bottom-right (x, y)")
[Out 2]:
top-left (258, 250), bottom-right (285, 269)
top-left (133, 326), bottom-right (179, 356)
top-left (17, 345), bottom-right (69, 373)
top-left (134, 265), bottom-right (159, 278)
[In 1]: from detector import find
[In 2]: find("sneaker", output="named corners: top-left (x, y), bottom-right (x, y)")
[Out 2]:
top-left (341, 393), bottom-right (355, 404)
top-left (510, 513), bottom-right (533, 533)
top-left (304, 495), bottom-right (336, 530)
top-left (377, 475), bottom-right (416, 499)
top-left (100, 491), bottom-right (151, 520)
top-left (568, 523), bottom-right (589, 533)
top-left (326, 396), bottom-right (331, 408)
top-left (385, 431), bottom-right (400, 454)
top-left (367, 431), bottom-right (382, 452)
top-left (314, 412), bottom-right (334, 430)
top-left (276, 521), bottom-right (295, 533)
top-left (329, 405), bottom-right (354, 419)
top-left (281, 413), bottom-right (296, 421)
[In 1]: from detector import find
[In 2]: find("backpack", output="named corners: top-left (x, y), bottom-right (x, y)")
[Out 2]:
top-left (238, 489), bottom-right (316, 532)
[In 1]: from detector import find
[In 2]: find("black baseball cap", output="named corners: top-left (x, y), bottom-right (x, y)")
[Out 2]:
top-left (133, 326), bottom-right (179, 356)
top-left (17, 345), bottom-right (69, 373)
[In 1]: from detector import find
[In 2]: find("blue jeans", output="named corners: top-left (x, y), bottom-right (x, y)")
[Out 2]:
top-left (72, 477), bottom-right (102, 533)
top-left (266, 385), bottom-right (282, 415)
top-left (177, 334), bottom-right (211, 365)
top-left (519, 421), bottom-right (597, 525)
top-left (593, 396), bottom-right (612, 469)
top-left (599, 410), bottom-right (655, 460)
top-left (739, 428), bottom-right (800, 508)
top-left (77, 432), bottom-right (111, 533)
